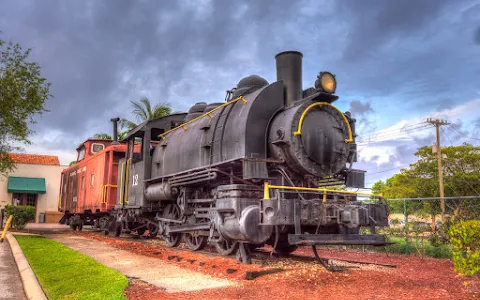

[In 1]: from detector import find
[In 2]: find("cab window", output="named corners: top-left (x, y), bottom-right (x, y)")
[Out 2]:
top-left (129, 136), bottom-right (143, 163)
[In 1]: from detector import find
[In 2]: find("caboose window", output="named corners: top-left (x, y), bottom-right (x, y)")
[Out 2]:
top-left (92, 143), bottom-right (104, 153)
top-left (78, 146), bottom-right (86, 161)
top-left (90, 174), bottom-right (94, 186)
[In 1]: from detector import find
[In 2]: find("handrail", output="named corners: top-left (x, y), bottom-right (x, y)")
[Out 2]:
top-left (123, 158), bottom-right (131, 204)
top-left (293, 102), bottom-right (353, 143)
top-left (263, 182), bottom-right (381, 202)
top-left (102, 184), bottom-right (118, 204)
top-left (119, 161), bottom-right (126, 204)
top-left (57, 195), bottom-right (62, 209)
top-left (159, 96), bottom-right (247, 140)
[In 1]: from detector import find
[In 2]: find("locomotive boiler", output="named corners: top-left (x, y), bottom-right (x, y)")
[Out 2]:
top-left (107, 50), bottom-right (389, 263)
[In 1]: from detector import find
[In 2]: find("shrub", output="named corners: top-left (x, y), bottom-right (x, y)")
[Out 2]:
top-left (449, 220), bottom-right (480, 277)
top-left (4, 205), bottom-right (36, 229)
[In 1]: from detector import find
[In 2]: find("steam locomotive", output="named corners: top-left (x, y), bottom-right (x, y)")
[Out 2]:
top-left (61, 51), bottom-right (389, 263)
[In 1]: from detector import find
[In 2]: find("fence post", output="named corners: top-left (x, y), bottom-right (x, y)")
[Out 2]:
top-left (404, 199), bottom-right (409, 254)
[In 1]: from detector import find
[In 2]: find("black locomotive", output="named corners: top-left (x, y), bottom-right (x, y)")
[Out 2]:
top-left (106, 50), bottom-right (389, 263)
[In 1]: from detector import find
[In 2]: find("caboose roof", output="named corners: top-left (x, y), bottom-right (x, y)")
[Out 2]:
top-left (76, 138), bottom-right (116, 150)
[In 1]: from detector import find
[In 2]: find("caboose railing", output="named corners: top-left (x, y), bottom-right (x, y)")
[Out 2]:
top-left (102, 184), bottom-right (117, 204)
top-left (158, 96), bottom-right (247, 140)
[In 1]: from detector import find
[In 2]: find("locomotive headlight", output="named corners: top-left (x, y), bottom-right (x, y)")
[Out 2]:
top-left (316, 71), bottom-right (337, 94)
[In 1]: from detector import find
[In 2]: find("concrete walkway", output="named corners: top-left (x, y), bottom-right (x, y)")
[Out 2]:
top-left (25, 223), bottom-right (70, 232)
top-left (46, 234), bottom-right (235, 293)
top-left (0, 241), bottom-right (26, 300)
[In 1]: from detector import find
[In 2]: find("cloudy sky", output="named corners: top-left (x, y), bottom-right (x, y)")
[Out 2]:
top-left (1, 0), bottom-right (480, 187)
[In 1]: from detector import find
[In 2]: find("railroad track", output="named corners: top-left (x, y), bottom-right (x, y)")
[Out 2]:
top-left (75, 227), bottom-right (396, 272)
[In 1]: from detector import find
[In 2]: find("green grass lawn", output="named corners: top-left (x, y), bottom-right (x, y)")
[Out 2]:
top-left (15, 235), bottom-right (128, 300)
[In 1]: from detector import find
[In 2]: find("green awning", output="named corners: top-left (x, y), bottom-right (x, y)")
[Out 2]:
top-left (7, 177), bottom-right (46, 194)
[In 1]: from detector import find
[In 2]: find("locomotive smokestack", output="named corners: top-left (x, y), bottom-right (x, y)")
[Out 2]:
top-left (275, 51), bottom-right (303, 106)
top-left (110, 117), bottom-right (120, 145)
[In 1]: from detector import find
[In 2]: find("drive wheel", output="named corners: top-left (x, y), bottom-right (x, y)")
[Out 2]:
top-left (69, 217), bottom-right (75, 230)
top-left (274, 242), bottom-right (298, 255)
top-left (185, 232), bottom-right (208, 251)
top-left (148, 223), bottom-right (159, 238)
top-left (114, 222), bottom-right (122, 237)
top-left (215, 238), bottom-right (238, 256)
top-left (162, 204), bottom-right (182, 247)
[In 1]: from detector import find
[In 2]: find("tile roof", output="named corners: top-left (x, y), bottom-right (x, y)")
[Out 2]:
top-left (8, 153), bottom-right (60, 166)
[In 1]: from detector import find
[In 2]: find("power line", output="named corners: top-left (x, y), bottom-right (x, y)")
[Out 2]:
top-left (448, 124), bottom-right (480, 141)
top-left (357, 125), bottom-right (432, 145)
top-left (358, 124), bottom-right (429, 142)
top-left (367, 165), bottom-right (410, 175)
top-left (359, 121), bottom-right (425, 137)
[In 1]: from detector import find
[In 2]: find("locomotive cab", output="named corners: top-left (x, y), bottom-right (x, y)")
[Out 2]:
top-left (117, 114), bottom-right (187, 209)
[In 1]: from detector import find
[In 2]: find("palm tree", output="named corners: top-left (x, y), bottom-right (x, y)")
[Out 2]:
top-left (120, 97), bottom-right (172, 131)
top-left (93, 131), bottom-right (128, 141)
top-left (93, 133), bottom-right (112, 139)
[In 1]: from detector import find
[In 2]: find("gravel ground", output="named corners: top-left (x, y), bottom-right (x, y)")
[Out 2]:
top-left (48, 230), bottom-right (480, 299)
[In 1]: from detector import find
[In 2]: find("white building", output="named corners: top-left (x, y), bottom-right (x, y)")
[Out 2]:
top-left (0, 153), bottom-right (67, 223)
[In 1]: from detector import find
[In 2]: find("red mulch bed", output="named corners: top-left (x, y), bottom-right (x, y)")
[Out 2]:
top-left (65, 231), bottom-right (478, 300)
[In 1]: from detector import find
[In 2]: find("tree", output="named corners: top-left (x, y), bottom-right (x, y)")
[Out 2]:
top-left (93, 133), bottom-right (112, 139)
top-left (373, 143), bottom-right (480, 223)
top-left (120, 97), bottom-right (172, 131)
top-left (0, 36), bottom-right (51, 175)
top-left (93, 131), bottom-right (127, 140)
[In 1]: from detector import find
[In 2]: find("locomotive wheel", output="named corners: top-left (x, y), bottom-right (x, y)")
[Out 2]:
top-left (274, 243), bottom-right (298, 255)
top-left (215, 238), bottom-right (238, 256)
top-left (247, 243), bottom-right (264, 251)
top-left (114, 222), bottom-right (122, 237)
top-left (162, 204), bottom-right (181, 247)
top-left (77, 221), bottom-right (83, 231)
top-left (184, 233), bottom-right (208, 251)
top-left (148, 224), bottom-right (159, 238)
top-left (69, 217), bottom-right (75, 230)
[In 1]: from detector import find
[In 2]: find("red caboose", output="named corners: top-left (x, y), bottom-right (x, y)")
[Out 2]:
top-left (58, 137), bottom-right (128, 229)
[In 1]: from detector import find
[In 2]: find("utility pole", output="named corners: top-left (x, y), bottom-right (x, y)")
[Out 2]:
top-left (426, 118), bottom-right (450, 224)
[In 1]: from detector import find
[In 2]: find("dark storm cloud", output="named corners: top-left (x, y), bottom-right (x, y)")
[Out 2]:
top-left (1, 0), bottom-right (480, 165)
top-left (475, 26), bottom-right (480, 44)
top-left (1, 0), bottom-right (305, 144)
top-left (348, 100), bottom-right (373, 116)
top-left (340, 0), bottom-right (448, 60)
top-left (334, 0), bottom-right (480, 106)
